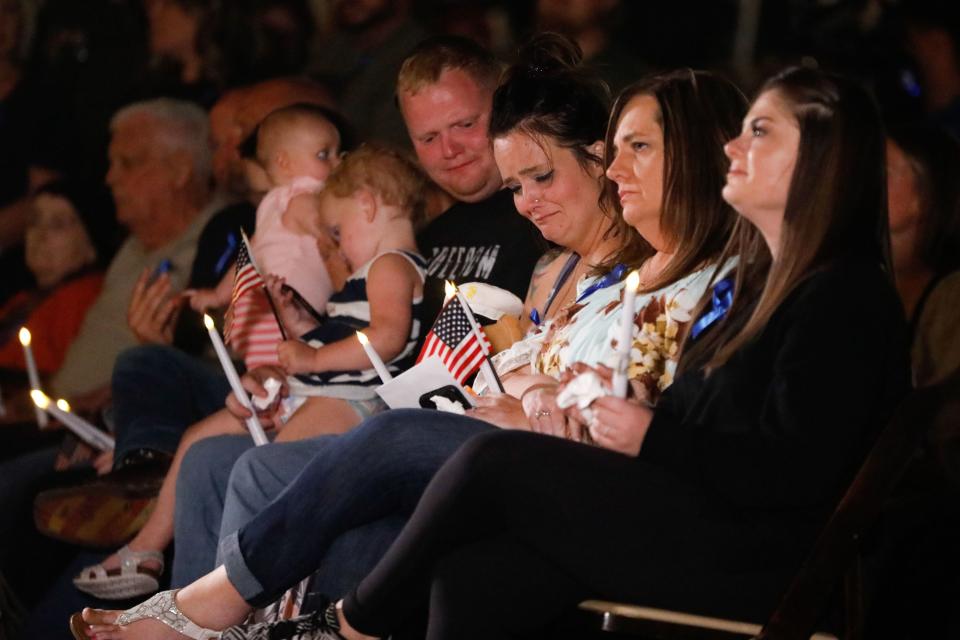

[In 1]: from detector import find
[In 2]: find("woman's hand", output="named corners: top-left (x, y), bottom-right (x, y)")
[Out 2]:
top-left (277, 339), bottom-right (317, 374)
top-left (521, 384), bottom-right (583, 441)
top-left (559, 362), bottom-right (652, 455)
top-left (225, 365), bottom-right (288, 426)
top-left (582, 396), bottom-right (653, 456)
top-left (467, 393), bottom-right (529, 429)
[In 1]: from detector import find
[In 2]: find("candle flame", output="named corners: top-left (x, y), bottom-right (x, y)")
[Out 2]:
top-left (18, 327), bottom-right (31, 347)
top-left (444, 280), bottom-right (457, 301)
top-left (356, 330), bottom-right (370, 346)
top-left (56, 399), bottom-right (71, 412)
top-left (203, 314), bottom-right (215, 331)
top-left (30, 389), bottom-right (50, 410)
top-left (625, 270), bottom-right (641, 292)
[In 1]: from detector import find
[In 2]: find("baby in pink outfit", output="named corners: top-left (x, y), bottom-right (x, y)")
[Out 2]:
top-left (189, 104), bottom-right (342, 368)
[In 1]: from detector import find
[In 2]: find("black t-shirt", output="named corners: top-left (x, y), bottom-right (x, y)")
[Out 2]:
top-left (415, 189), bottom-right (546, 326)
top-left (173, 200), bottom-right (256, 354)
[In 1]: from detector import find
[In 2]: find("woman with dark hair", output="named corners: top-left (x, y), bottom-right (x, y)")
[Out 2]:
top-left (70, 36), bottom-right (747, 640)
top-left (184, 66), bottom-right (904, 639)
top-left (886, 125), bottom-right (960, 386)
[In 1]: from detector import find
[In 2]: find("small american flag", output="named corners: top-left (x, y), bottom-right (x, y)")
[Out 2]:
top-left (416, 297), bottom-right (491, 384)
top-left (223, 234), bottom-right (266, 344)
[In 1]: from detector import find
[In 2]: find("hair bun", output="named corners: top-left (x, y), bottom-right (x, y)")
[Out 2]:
top-left (514, 32), bottom-right (583, 78)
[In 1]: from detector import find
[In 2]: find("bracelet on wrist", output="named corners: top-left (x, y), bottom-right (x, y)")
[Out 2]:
top-left (520, 382), bottom-right (558, 402)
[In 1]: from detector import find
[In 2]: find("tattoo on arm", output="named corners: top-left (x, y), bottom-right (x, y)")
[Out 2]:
top-left (525, 248), bottom-right (562, 307)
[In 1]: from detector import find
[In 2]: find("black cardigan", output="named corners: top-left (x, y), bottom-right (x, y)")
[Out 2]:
top-left (642, 258), bottom-right (910, 559)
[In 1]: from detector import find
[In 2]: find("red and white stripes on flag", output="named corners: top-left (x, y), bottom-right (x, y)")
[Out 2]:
top-left (223, 232), bottom-right (282, 368)
top-left (223, 239), bottom-right (263, 343)
top-left (416, 297), bottom-right (491, 384)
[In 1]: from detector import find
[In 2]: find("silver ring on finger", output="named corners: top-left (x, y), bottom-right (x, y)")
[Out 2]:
top-left (535, 409), bottom-right (551, 418)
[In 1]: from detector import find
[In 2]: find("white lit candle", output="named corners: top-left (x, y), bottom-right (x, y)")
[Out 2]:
top-left (448, 281), bottom-right (503, 393)
top-left (612, 270), bottom-right (641, 398)
top-left (204, 314), bottom-right (269, 446)
top-left (356, 331), bottom-right (393, 383)
top-left (30, 390), bottom-right (114, 451)
top-left (443, 280), bottom-right (457, 304)
top-left (18, 327), bottom-right (48, 427)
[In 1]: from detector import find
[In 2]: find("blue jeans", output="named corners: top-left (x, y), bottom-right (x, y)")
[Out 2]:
top-left (219, 409), bottom-right (496, 606)
top-left (174, 435), bottom-right (392, 593)
top-left (112, 345), bottom-right (231, 464)
top-left (172, 434), bottom-right (256, 586)
top-left (302, 517), bottom-right (407, 603)
top-left (218, 438), bottom-right (332, 553)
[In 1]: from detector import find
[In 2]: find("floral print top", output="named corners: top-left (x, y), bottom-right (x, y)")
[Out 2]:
top-left (489, 259), bottom-right (736, 404)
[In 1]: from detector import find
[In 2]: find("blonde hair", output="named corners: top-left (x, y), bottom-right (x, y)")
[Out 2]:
top-left (396, 35), bottom-right (501, 97)
top-left (325, 144), bottom-right (428, 226)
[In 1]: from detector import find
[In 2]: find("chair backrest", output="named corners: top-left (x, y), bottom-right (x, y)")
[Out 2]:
top-left (758, 370), bottom-right (960, 640)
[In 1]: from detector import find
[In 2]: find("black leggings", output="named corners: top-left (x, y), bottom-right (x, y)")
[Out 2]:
top-left (341, 430), bottom-right (799, 640)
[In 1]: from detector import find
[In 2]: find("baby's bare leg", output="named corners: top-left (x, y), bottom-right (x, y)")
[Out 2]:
top-left (93, 409), bottom-right (249, 571)
top-left (275, 397), bottom-right (362, 441)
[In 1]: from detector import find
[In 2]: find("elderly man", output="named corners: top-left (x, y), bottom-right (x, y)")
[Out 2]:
top-left (170, 36), bottom-right (544, 594)
top-left (52, 99), bottom-right (219, 405)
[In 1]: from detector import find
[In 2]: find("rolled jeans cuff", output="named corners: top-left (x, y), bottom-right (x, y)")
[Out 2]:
top-left (219, 531), bottom-right (266, 603)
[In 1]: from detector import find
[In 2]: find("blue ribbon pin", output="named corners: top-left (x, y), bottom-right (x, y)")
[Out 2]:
top-left (690, 276), bottom-right (734, 340)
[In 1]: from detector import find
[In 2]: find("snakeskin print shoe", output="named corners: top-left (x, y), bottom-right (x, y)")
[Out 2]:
top-left (68, 590), bottom-right (221, 640)
top-left (221, 604), bottom-right (345, 640)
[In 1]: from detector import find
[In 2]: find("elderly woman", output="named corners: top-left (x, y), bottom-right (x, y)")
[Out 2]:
top-left (0, 179), bottom-right (117, 380)
top-left (70, 34), bottom-right (747, 639)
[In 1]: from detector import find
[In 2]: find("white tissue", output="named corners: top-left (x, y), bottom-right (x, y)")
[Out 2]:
top-left (430, 395), bottom-right (466, 414)
top-left (555, 371), bottom-right (608, 425)
top-left (253, 377), bottom-right (282, 411)
top-left (555, 371), bottom-right (607, 410)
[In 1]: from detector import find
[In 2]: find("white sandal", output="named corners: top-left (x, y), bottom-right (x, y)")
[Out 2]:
top-left (69, 590), bottom-right (222, 640)
top-left (73, 545), bottom-right (164, 599)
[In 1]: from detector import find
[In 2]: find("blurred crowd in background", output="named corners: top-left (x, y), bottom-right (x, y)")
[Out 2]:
top-left (2, 1), bottom-right (959, 288)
